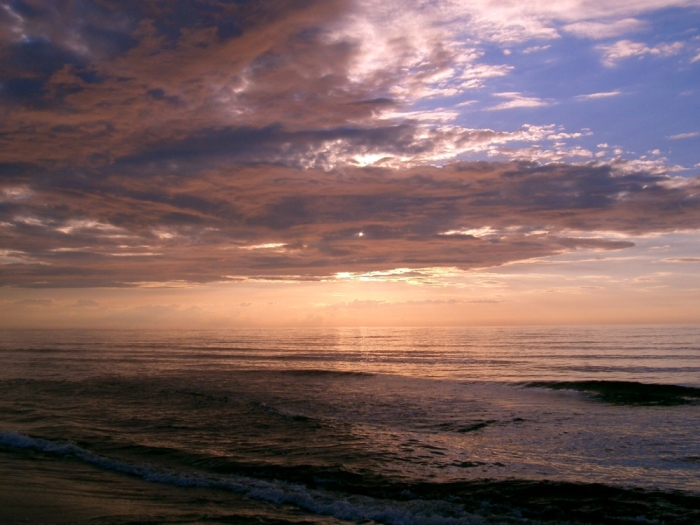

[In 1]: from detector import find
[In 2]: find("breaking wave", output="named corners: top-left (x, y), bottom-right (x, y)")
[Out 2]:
top-left (3, 431), bottom-right (700, 525)
top-left (524, 380), bottom-right (700, 405)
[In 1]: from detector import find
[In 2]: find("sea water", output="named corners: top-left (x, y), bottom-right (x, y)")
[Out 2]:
top-left (1, 326), bottom-right (699, 524)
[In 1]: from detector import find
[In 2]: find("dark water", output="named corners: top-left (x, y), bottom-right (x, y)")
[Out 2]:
top-left (1, 326), bottom-right (699, 524)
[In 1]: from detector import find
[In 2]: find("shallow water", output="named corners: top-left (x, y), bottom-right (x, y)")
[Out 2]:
top-left (1, 326), bottom-right (699, 524)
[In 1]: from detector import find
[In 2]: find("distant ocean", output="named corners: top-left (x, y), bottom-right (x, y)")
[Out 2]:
top-left (1, 326), bottom-right (699, 525)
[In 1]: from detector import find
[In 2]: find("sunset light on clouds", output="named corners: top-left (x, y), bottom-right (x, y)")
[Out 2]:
top-left (1, 0), bottom-right (700, 327)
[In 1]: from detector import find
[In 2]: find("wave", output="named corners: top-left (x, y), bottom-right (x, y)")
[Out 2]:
top-left (3, 431), bottom-right (700, 524)
top-left (276, 369), bottom-right (375, 377)
top-left (524, 380), bottom-right (700, 405)
top-left (254, 402), bottom-right (323, 426)
top-left (432, 420), bottom-right (496, 433)
top-left (0, 431), bottom-right (482, 525)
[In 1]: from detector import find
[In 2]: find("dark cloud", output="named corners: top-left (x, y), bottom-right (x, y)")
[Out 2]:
top-left (0, 162), bottom-right (32, 180)
top-left (1, 161), bottom-right (698, 287)
top-left (112, 123), bottom-right (427, 172)
top-left (0, 0), bottom-right (365, 170)
top-left (0, 1), bottom-right (141, 109)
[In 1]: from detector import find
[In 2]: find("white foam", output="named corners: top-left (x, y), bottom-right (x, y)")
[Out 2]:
top-left (0, 431), bottom-right (486, 525)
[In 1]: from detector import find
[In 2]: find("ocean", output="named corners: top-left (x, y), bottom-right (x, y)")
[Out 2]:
top-left (1, 326), bottom-right (699, 524)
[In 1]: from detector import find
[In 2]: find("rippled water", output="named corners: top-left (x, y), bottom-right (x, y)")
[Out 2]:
top-left (1, 326), bottom-right (699, 524)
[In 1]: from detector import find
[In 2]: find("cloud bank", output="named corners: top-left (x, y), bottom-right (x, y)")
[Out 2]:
top-left (1, 0), bottom-right (699, 289)
top-left (2, 159), bottom-right (699, 286)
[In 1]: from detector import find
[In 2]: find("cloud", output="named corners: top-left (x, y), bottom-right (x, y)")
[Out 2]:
top-left (323, 297), bottom-right (505, 311)
top-left (0, 249), bottom-right (44, 265)
top-left (75, 121), bottom-right (573, 171)
top-left (563, 18), bottom-right (647, 39)
top-left (0, 1), bottom-right (695, 179)
top-left (488, 92), bottom-right (550, 111)
top-left (668, 132), bottom-right (699, 140)
top-left (522, 45), bottom-right (551, 54)
top-left (1, 0), bottom-right (364, 167)
top-left (3, 0), bottom-right (694, 165)
top-left (361, 1), bottom-right (700, 45)
top-left (575, 91), bottom-right (622, 100)
top-left (2, 160), bottom-right (699, 287)
top-left (597, 40), bottom-right (684, 66)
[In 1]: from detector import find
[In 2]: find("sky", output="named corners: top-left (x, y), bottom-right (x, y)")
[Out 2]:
top-left (1, 0), bottom-right (700, 328)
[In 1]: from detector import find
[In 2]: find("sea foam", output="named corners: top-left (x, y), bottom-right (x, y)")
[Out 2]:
top-left (0, 431), bottom-right (486, 525)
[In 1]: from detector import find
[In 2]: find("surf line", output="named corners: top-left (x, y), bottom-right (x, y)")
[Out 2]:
top-left (0, 431), bottom-right (482, 525)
